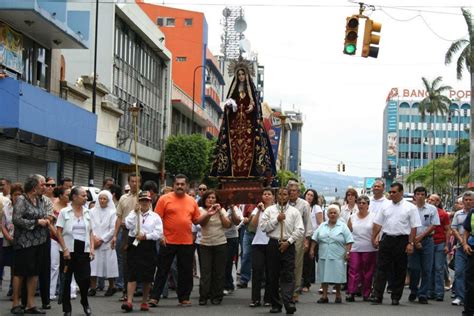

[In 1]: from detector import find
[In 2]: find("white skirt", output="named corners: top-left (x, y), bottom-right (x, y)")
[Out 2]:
top-left (90, 247), bottom-right (119, 278)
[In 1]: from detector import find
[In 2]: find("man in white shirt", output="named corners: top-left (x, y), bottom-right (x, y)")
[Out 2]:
top-left (369, 179), bottom-right (390, 215)
top-left (261, 187), bottom-right (304, 315)
top-left (408, 186), bottom-right (440, 304)
top-left (287, 182), bottom-right (313, 301)
top-left (371, 182), bottom-right (421, 306)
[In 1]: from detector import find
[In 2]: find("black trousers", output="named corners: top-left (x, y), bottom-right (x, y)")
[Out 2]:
top-left (199, 244), bottom-right (227, 301)
top-left (224, 237), bottom-right (239, 291)
top-left (373, 234), bottom-right (408, 300)
top-left (59, 240), bottom-right (91, 313)
top-left (151, 244), bottom-right (194, 302)
top-left (267, 239), bottom-right (295, 309)
top-left (251, 244), bottom-right (271, 303)
top-left (464, 249), bottom-right (474, 316)
top-left (302, 250), bottom-right (315, 287)
top-left (21, 239), bottom-right (51, 306)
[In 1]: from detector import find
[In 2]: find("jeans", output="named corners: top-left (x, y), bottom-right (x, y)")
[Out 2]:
top-left (454, 246), bottom-right (468, 301)
top-left (428, 242), bottom-right (446, 299)
top-left (239, 230), bottom-right (254, 284)
top-left (409, 237), bottom-right (434, 299)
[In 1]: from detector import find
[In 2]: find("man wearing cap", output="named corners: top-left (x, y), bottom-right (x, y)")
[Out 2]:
top-left (149, 174), bottom-right (218, 307)
top-left (113, 173), bottom-right (140, 301)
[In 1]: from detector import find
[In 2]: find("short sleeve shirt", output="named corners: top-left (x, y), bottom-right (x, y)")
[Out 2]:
top-left (154, 192), bottom-right (200, 245)
top-left (415, 203), bottom-right (440, 236)
top-left (462, 209), bottom-right (474, 246)
top-left (433, 209), bottom-right (450, 244)
top-left (452, 209), bottom-right (469, 235)
top-left (374, 199), bottom-right (421, 236)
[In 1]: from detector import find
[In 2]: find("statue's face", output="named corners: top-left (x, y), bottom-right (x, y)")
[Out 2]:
top-left (237, 69), bottom-right (246, 82)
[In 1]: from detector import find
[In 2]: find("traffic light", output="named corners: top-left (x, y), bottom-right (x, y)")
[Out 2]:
top-left (343, 15), bottom-right (359, 55)
top-left (337, 164), bottom-right (341, 172)
top-left (362, 18), bottom-right (381, 58)
top-left (342, 164), bottom-right (346, 172)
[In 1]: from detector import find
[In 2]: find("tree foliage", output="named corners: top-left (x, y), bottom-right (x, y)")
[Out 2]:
top-left (418, 76), bottom-right (452, 122)
top-left (276, 170), bottom-right (306, 193)
top-left (406, 156), bottom-right (456, 194)
top-left (164, 134), bottom-right (214, 183)
top-left (453, 138), bottom-right (470, 180)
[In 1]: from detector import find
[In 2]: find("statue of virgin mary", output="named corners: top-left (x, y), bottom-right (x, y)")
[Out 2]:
top-left (210, 58), bottom-right (276, 179)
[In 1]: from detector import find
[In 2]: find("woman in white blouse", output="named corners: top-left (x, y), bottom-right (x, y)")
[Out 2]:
top-left (89, 190), bottom-right (119, 297)
top-left (121, 191), bottom-right (163, 313)
top-left (56, 187), bottom-right (94, 316)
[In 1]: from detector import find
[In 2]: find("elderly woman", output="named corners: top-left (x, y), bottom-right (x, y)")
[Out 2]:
top-left (310, 204), bottom-right (353, 303)
top-left (89, 190), bottom-right (119, 296)
top-left (346, 195), bottom-right (377, 302)
top-left (56, 187), bottom-right (95, 316)
top-left (198, 190), bottom-right (231, 306)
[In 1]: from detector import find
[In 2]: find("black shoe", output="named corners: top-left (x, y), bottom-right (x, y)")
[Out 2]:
top-left (7, 288), bottom-right (13, 296)
top-left (363, 296), bottom-right (370, 302)
top-left (270, 306), bottom-right (282, 313)
top-left (64, 313), bottom-right (72, 316)
top-left (249, 301), bottom-right (261, 307)
top-left (391, 299), bottom-right (400, 306)
top-left (317, 297), bottom-right (329, 304)
top-left (11, 306), bottom-right (24, 315)
top-left (435, 297), bottom-right (444, 302)
top-left (408, 293), bottom-right (417, 302)
top-left (24, 307), bottom-right (46, 314)
top-left (370, 297), bottom-right (383, 305)
top-left (237, 283), bottom-right (248, 289)
top-left (418, 297), bottom-right (428, 304)
top-left (285, 303), bottom-right (296, 314)
top-left (335, 297), bottom-right (342, 304)
top-left (346, 294), bottom-right (355, 302)
top-left (83, 305), bottom-right (92, 316)
top-left (87, 288), bottom-right (97, 297)
top-left (41, 304), bottom-right (51, 310)
top-left (199, 299), bottom-right (207, 306)
top-left (211, 298), bottom-right (222, 305)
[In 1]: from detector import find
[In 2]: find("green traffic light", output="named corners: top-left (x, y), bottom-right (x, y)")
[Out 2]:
top-left (344, 44), bottom-right (356, 55)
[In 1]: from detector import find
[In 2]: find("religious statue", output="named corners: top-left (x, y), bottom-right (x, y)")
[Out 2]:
top-left (210, 58), bottom-right (276, 179)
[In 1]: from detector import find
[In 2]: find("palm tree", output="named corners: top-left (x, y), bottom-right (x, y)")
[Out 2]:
top-left (418, 76), bottom-right (452, 168)
top-left (445, 7), bottom-right (472, 181)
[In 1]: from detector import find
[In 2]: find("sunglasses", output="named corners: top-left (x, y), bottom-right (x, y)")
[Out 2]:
top-left (45, 183), bottom-right (56, 188)
top-left (198, 188), bottom-right (206, 191)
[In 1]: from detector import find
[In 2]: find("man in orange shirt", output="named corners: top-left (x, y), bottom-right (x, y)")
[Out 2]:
top-left (149, 174), bottom-right (215, 307)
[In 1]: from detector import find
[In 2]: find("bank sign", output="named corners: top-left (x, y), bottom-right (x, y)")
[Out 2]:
top-left (386, 87), bottom-right (471, 101)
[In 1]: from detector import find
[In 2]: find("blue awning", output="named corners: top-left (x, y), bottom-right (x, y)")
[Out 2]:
top-left (95, 143), bottom-right (130, 165)
top-left (0, 77), bottom-right (97, 151)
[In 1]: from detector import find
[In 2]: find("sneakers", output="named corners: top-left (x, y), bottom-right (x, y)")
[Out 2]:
top-left (452, 298), bottom-right (464, 306)
top-left (223, 289), bottom-right (234, 296)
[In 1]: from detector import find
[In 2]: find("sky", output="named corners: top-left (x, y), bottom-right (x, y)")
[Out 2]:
top-left (144, 0), bottom-right (472, 178)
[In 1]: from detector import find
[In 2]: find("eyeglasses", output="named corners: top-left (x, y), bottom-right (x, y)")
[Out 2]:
top-left (45, 184), bottom-right (56, 188)
top-left (198, 188), bottom-right (206, 191)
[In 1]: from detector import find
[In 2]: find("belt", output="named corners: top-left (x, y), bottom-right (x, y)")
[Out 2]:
top-left (269, 237), bottom-right (288, 243)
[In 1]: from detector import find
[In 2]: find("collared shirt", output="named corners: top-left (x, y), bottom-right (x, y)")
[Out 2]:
top-left (340, 204), bottom-right (359, 224)
top-left (452, 209), bottom-right (469, 235)
top-left (289, 197), bottom-right (313, 237)
top-left (2, 197), bottom-right (14, 246)
top-left (125, 209), bottom-right (163, 241)
top-left (312, 221), bottom-right (354, 260)
top-left (224, 206), bottom-right (242, 239)
top-left (374, 199), bottom-right (421, 236)
top-left (56, 205), bottom-right (92, 253)
top-left (13, 195), bottom-right (49, 249)
top-left (116, 192), bottom-right (138, 222)
top-left (415, 203), bottom-right (440, 236)
top-left (251, 207), bottom-right (270, 245)
top-left (369, 196), bottom-right (391, 215)
top-left (260, 203), bottom-right (304, 245)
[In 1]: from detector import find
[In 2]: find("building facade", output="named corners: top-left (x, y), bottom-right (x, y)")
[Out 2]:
top-left (0, 0), bottom-right (130, 185)
top-left (382, 87), bottom-right (471, 188)
top-left (61, 1), bottom-right (172, 185)
top-left (138, 3), bottom-right (224, 138)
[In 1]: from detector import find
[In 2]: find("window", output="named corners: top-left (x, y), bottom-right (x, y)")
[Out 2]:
top-left (412, 137), bottom-right (421, 144)
top-left (176, 56), bottom-right (187, 62)
top-left (423, 153), bottom-right (429, 159)
top-left (399, 137), bottom-right (408, 144)
top-left (157, 18), bottom-right (164, 26)
top-left (166, 18), bottom-right (175, 27)
top-left (184, 18), bottom-right (193, 26)
top-left (411, 152), bottom-right (420, 159)
top-left (399, 152), bottom-right (408, 158)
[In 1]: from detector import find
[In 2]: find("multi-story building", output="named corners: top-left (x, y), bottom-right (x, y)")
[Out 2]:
top-left (137, 3), bottom-right (225, 138)
top-left (61, 1), bottom-right (172, 185)
top-left (0, 0), bottom-right (130, 184)
top-left (382, 87), bottom-right (471, 187)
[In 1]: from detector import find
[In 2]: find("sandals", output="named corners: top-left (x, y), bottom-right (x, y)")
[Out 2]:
top-left (121, 302), bottom-right (133, 313)
top-left (148, 299), bottom-right (159, 307)
top-left (140, 303), bottom-right (149, 311)
top-left (179, 300), bottom-right (192, 307)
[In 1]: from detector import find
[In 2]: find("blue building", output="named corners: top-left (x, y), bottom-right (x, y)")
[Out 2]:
top-left (382, 88), bottom-right (471, 188)
top-left (0, 0), bottom-right (130, 185)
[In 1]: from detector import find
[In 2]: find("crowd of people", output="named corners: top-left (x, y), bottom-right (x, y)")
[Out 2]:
top-left (0, 175), bottom-right (473, 316)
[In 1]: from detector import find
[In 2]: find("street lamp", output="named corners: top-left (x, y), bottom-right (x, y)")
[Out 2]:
top-left (191, 65), bottom-right (211, 134)
top-left (424, 130), bottom-right (435, 193)
top-left (448, 109), bottom-right (462, 196)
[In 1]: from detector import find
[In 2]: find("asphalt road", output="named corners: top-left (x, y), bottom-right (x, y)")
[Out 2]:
top-left (0, 273), bottom-right (463, 316)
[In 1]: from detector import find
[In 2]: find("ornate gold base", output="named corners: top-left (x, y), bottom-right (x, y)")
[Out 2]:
top-left (216, 178), bottom-right (266, 207)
